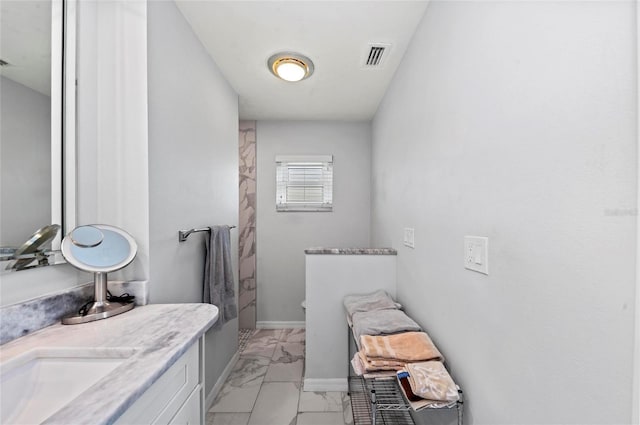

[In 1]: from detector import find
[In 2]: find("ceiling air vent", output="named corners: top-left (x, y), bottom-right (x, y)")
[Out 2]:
top-left (363, 43), bottom-right (391, 68)
top-left (0, 59), bottom-right (10, 67)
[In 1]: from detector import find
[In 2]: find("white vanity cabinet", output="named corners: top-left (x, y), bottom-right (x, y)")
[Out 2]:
top-left (115, 338), bottom-right (204, 425)
top-left (0, 304), bottom-right (218, 425)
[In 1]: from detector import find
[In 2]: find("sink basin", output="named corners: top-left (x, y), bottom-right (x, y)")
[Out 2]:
top-left (0, 347), bottom-right (135, 424)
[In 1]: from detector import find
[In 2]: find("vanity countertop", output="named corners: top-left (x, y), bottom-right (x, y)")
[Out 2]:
top-left (0, 303), bottom-right (218, 425)
top-left (304, 247), bottom-right (397, 255)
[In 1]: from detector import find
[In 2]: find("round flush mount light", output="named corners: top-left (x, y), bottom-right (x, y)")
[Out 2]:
top-left (268, 52), bottom-right (314, 82)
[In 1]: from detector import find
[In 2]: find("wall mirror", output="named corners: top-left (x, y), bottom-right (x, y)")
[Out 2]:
top-left (0, 0), bottom-right (76, 272)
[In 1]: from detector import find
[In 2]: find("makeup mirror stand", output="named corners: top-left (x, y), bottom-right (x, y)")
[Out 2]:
top-left (62, 271), bottom-right (134, 325)
top-left (61, 224), bottom-right (137, 325)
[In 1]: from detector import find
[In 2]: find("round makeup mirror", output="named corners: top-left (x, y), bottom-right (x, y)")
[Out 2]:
top-left (61, 224), bottom-right (137, 324)
top-left (6, 224), bottom-right (61, 271)
top-left (69, 225), bottom-right (104, 248)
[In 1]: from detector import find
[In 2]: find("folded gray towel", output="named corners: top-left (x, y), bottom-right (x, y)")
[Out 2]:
top-left (351, 309), bottom-right (422, 344)
top-left (343, 290), bottom-right (400, 320)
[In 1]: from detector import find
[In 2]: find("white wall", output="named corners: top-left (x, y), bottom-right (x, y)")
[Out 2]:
top-left (0, 77), bottom-right (51, 247)
top-left (76, 0), bottom-right (150, 283)
top-left (371, 2), bottom-right (637, 424)
top-left (304, 253), bottom-right (396, 390)
top-left (148, 0), bottom-right (239, 397)
top-left (256, 121), bottom-right (371, 323)
top-left (635, 5), bottom-right (640, 423)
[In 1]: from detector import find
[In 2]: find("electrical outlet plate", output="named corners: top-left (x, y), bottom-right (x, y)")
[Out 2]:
top-left (403, 228), bottom-right (415, 248)
top-left (464, 236), bottom-right (488, 274)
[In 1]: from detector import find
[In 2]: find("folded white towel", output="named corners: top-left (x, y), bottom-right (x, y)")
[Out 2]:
top-left (406, 361), bottom-right (459, 402)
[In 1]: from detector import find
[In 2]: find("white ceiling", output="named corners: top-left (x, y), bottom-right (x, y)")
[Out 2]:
top-left (175, 1), bottom-right (429, 121)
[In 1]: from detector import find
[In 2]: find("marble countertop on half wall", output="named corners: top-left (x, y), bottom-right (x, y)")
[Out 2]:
top-left (304, 247), bottom-right (397, 255)
top-left (0, 304), bottom-right (218, 425)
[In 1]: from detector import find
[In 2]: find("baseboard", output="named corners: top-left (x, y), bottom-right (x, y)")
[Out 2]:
top-left (303, 378), bottom-right (348, 392)
top-left (256, 321), bottom-right (305, 329)
top-left (205, 350), bottom-right (240, 411)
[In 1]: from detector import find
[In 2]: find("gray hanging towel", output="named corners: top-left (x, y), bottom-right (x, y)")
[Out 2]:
top-left (204, 225), bottom-right (237, 329)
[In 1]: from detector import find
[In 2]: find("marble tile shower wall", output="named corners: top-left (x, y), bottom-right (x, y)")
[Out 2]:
top-left (239, 121), bottom-right (257, 329)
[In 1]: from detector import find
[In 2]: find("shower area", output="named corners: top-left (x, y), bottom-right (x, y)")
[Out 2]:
top-left (238, 120), bottom-right (257, 350)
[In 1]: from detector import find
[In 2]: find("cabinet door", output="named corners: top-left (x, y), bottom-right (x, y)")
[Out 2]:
top-left (168, 386), bottom-right (202, 425)
top-left (115, 340), bottom-right (201, 424)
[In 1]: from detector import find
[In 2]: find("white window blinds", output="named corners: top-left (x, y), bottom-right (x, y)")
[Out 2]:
top-left (276, 155), bottom-right (333, 212)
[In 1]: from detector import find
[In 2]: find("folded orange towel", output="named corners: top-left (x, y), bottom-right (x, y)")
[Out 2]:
top-left (358, 350), bottom-right (405, 372)
top-left (360, 331), bottom-right (443, 362)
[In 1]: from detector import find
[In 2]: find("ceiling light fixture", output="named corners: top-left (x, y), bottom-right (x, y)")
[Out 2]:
top-left (268, 52), bottom-right (314, 82)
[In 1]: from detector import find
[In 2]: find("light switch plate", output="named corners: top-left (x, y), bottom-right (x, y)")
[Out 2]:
top-left (403, 228), bottom-right (415, 248)
top-left (464, 236), bottom-right (488, 274)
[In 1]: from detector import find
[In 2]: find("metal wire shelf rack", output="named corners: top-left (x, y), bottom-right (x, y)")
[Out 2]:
top-left (347, 320), bottom-right (464, 425)
top-left (348, 376), bottom-right (414, 425)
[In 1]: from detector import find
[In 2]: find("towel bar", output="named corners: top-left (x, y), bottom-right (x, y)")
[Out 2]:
top-left (178, 226), bottom-right (236, 242)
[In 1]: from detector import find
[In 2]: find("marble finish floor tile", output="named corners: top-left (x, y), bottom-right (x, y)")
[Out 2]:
top-left (342, 394), bottom-right (353, 425)
top-left (242, 330), bottom-right (281, 358)
top-left (254, 329), bottom-right (284, 340)
top-left (298, 391), bottom-right (346, 412)
top-left (210, 356), bottom-right (270, 413)
top-left (213, 328), bottom-right (354, 425)
top-left (296, 412), bottom-right (346, 425)
top-left (264, 359), bottom-right (304, 382)
top-left (272, 342), bottom-right (304, 362)
top-left (264, 342), bottom-right (305, 382)
top-left (281, 328), bottom-right (305, 343)
top-left (206, 412), bottom-right (251, 425)
top-left (248, 382), bottom-right (300, 425)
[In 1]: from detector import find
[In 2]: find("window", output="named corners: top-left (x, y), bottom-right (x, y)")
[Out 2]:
top-left (276, 155), bottom-right (333, 212)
